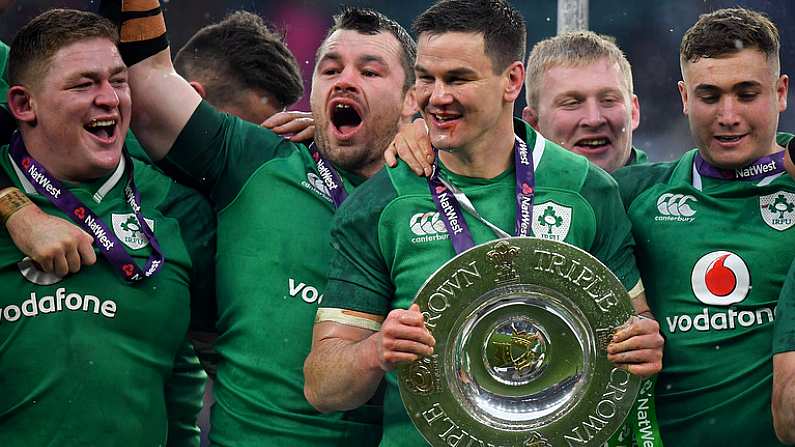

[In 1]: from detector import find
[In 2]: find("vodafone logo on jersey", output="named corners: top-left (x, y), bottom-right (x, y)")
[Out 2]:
top-left (690, 251), bottom-right (750, 306)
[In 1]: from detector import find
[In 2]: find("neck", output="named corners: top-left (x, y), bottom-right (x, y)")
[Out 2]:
top-left (438, 115), bottom-right (516, 178)
top-left (351, 160), bottom-right (383, 179)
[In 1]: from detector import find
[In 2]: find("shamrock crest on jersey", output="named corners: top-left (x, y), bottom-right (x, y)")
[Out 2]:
top-left (532, 202), bottom-right (571, 241)
top-left (760, 191), bottom-right (795, 231)
top-left (111, 213), bottom-right (155, 250)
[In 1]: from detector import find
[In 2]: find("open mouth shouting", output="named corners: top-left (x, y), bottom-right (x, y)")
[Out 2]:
top-left (329, 98), bottom-right (363, 141)
top-left (84, 117), bottom-right (119, 144)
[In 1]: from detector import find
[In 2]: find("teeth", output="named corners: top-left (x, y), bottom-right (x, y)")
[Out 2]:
top-left (87, 119), bottom-right (116, 128)
top-left (716, 136), bottom-right (741, 142)
top-left (579, 138), bottom-right (608, 147)
top-left (433, 114), bottom-right (458, 122)
top-left (335, 104), bottom-right (352, 110)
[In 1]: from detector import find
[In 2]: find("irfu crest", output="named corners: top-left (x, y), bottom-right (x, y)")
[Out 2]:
top-left (760, 192), bottom-right (795, 231)
top-left (532, 202), bottom-right (572, 241)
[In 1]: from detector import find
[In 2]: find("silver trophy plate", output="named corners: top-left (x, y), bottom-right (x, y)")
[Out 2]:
top-left (397, 238), bottom-right (640, 447)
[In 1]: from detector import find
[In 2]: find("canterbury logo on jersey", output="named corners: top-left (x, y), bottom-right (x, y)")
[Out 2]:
top-left (0, 287), bottom-right (118, 325)
top-left (301, 172), bottom-right (332, 202)
top-left (410, 211), bottom-right (450, 244)
top-left (288, 278), bottom-right (323, 304)
top-left (655, 193), bottom-right (697, 222)
top-left (665, 251), bottom-right (774, 333)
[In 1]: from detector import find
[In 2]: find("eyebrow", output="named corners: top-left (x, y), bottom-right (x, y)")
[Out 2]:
top-left (694, 80), bottom-right (762, 93)
top-left (318, 52), bottom-right (388, 67)
top-left (414, 64), bottom-right (478, 78)
top-left (65, 64), bottom-right (127, 82)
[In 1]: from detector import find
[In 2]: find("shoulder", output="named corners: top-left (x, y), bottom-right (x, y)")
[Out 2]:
top-left (612, 159), bottom-right (681, 209)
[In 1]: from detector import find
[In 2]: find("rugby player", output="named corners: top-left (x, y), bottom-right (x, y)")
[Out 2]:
top-left (93, 1), bottom-right (417, 445)
top-left (0, 8), bottom-right (214, 446)
top-left (304, 1), bottom-right (663, 446)
top-left (613, 7), bottom-right (793, 445)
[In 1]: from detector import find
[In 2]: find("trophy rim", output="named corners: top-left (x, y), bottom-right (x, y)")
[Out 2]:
top-left (397, 237), bottom-right (641, 447)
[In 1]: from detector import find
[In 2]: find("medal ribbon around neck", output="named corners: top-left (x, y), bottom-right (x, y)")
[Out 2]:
top-left (9, 132), bottom-right (164, 282)
top-left (307, 142), bottom-right (348, 208)
top-left (694, 150), bottom-right (785, 181)
top-left (428, 135), bottom-right (535, 255)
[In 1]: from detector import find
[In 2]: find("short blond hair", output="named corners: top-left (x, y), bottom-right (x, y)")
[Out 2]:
top-left (525, 31), bottom-right (633, 110)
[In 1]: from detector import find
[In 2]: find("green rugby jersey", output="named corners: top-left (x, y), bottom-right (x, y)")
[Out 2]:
top-left (322, 119), bottom-right (641, 447)
top-left (0, 40), bottom-right (8, 104)
top-left (628, 146), bottom-right (648, 166)
top-left (161, 101), bottom-right (382, 446)
top-left (613, 133), bottom-right (795, 446)
top-left (774, 258), bottom-right (795, 354)
top-left (0, 147), bottom-right (215, 446)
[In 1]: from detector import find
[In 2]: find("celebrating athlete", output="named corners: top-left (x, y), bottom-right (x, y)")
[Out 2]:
top-left (0, 8), bottom-right (214, 446)
top-left (614, 7), bottom-right (793, 445)
top-left (304, 1), bottom-right (663, 446)
top-left (94, 1), bottom-right (417, 445)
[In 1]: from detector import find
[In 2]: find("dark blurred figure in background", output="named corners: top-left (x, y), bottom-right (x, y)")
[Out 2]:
top-left (174, 10), bottom-right (303, 124)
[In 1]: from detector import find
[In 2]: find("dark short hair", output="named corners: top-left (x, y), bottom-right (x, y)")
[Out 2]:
top-left (680, 7), bottom-right (780, 66)
top-left (318, 6), bottom-right (417, 91)
top-left (174, 11), bottom-right (303, 110)
top-left (9, 9), bottom-right (118, 87)
top-left (412, 0), bottom-right (526, 73)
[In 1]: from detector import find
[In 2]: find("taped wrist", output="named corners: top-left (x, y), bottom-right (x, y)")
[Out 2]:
top-left (0, 187), bottom-right (33, 225)
top-left (99, 0), bottom-right (168, 67)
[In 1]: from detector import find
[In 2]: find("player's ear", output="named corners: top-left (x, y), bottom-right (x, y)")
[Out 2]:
top-left (522, 106), bottom-right (539, 129)
top-left (630, 94), bottom-right (640, 132)
top-left (400, 87), bottom-right (419, 126)
top-left (677, 81), bottom-right (689, 115)
top-left (188, 81), bottom-right (207, 99)
top-left (503, 61), bottom-right (525, 102)
top-left (7, 85), bottom-right (36, 126)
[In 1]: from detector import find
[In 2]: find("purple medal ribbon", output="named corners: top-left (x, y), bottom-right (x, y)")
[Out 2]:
top-left (429, 136), bottom-right (535, 254)
top-left (307, 142), bottom-right (348, 208)
top-left (694, 151), bottom-right (786, 180)
top-left (9, 132), bottom-right (164, 282)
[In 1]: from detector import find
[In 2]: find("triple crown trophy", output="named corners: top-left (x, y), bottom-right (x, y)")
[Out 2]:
top-left (397, 238), bottom-right (640, 446)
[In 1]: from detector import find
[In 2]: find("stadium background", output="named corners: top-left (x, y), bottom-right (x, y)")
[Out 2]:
top-left (0, 1), bottom-right (793, 444)
top-left (1, 0), bottom-right (793, 162)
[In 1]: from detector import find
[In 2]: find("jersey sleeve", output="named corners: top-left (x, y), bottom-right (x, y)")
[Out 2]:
top-left (158, 100), bottom-right (299, 210)
top-left (613, 162), bottom-right (675, 210)
top-left (774, 258), bottom-right (795, 354)
top-left (155, 179), bottom-right (216, 334)
top-left (580, 165), bottom-right (641, 291)
top-left (163, 338), bottom-right (206, 447)
top-left (321, 170), bottom-right (398, 318)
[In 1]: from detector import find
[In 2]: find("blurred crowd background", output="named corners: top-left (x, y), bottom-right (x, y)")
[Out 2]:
top-left (1, 1), bottom-right (794, 162)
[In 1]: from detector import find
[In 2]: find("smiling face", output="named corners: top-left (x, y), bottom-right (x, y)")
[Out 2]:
top-left (11, 38), bottom-right (130, 182)
top-left (310, 29), bottom-right (409, 176)
top-left (527, 57), bottom-right (639, 173)
top-left (414, 32), bottom-right (521, 155)
top-left (679, 48), bottom-right (788, 169)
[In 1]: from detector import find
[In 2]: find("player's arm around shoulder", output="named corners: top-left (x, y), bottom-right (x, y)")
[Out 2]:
top-left (305, 304), bottom-right (435, 413)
